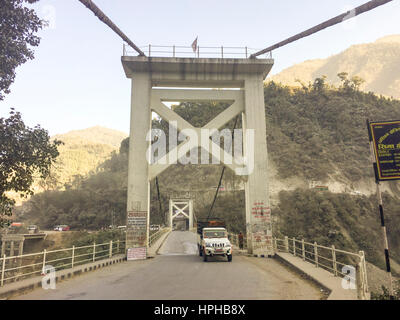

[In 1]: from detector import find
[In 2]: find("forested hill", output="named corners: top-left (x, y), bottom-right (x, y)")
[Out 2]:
top-left (53, 126), bottom-right (127, 149)
top-left (38, 126), bottom-right (127, 190)
top-left (266, 76), bottom-right (400, 197)
top-left (269, 34), bottom-right (400, 99)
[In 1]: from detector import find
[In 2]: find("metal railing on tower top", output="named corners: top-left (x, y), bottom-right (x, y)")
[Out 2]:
top-left (123, 44), bottom-right (273, 59)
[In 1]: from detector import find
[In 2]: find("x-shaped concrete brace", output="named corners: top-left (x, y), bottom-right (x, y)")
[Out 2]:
top-left (149, 89), bottom-right (245, 180)
top-left (172, 202), bottom-right (189, 219)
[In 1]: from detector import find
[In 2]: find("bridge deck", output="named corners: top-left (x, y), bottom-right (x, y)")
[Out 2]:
top-left (13, 232), bottom-right (323, 300)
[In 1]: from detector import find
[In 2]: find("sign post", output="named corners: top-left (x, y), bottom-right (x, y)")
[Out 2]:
top-left (367, 119), bottom-right (400, 299)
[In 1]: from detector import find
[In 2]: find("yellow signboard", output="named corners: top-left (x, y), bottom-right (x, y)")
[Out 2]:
top-left (369, 120), bottom-right (400, 181)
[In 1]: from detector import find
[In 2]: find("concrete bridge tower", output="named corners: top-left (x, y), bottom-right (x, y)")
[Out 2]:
top-left (122, 56), bottom-right (274, 258)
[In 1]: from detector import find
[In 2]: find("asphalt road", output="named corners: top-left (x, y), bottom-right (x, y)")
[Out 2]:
top-left (13, 231), bottom-right (323, 300)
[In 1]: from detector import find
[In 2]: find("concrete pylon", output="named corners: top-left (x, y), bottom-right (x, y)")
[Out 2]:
top-left (243, 74), bottom-right (272, 256)
top-left (125, 73), bottom-right (151, 257)
top-left (122, 56), bottom-right (275, 257)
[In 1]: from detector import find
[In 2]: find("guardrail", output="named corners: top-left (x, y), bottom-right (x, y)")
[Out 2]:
top-left (274, 236), bottom-right (369, 299)
top-left (228, 233), bottom-right (369, 299)
top-left (149, 227), bottom-right (171, 247)
top-left (123, 44), bottom-right (273, 59)
top-left (0, 227), bottom-right (173, 287)
top-left (0, 240), bottom-right (126, 287)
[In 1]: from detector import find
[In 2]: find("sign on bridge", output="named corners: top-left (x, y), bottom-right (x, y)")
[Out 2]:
top-left (126, 211), bottom-right (148, 260)
top-left (127, 247), bottom-right (147, 261)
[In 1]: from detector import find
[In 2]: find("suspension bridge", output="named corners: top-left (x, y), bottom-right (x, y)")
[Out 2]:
top-left (1, 0), bottom-right (395, 300)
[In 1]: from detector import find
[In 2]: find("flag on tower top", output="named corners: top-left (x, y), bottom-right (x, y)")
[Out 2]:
top-left (191, 37), bottom-right (198, 53)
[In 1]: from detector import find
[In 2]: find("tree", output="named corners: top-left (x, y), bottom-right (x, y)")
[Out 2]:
top-left (312, 75), bottom-right (327, 92)
top-left (0, 0), bottom-right (44, 100)
top-left (0, 108), bottom-right (62, 227)
top-left (119, 137), bottom-right (129, 154)
top-left (337, 72), bottom-right (365, 92)
top-left (337, 72), bottom-right (349, 84)
top-left (350, 76), bottom-right (365, 91)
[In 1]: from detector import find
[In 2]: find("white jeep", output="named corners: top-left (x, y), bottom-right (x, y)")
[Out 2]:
top-left (198, 227), bottom-right (232, 262)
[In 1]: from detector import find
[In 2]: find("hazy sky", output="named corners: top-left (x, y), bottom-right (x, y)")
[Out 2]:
top-left (1, 0), bottom-right (400, 135)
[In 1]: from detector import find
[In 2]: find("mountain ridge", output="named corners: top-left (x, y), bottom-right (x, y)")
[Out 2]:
top-left (269, 34), bottom-right (400, 99)
top-left (53, 126), bottom-right (128, 149)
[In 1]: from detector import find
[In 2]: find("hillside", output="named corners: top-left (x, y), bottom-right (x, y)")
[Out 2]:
top-left (269, 34), bottom-right (400, 99)
top-left (53, 126), bottom-right (127, 149)
top-left (37, 126), bottom-right (127, 191)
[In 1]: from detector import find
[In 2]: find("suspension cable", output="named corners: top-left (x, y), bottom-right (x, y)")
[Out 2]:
top-left (155, 177), bottom-right (163, 222)
top-left (207, 116), bottom-right (239, 220)
top-left (77, 0), bottom-right (145, 56)
top-left (250, 0), bottom-right (393, 58)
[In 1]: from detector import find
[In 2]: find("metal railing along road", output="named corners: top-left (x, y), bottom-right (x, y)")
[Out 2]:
top-left (0, 240), bottom-right (126, 287)
top-left (228, 233), bottom-right (369, 299)
top-left (274, 236), bottom-right (369, 299)
top-left (123, 44), bottom-right (273, 59)
top-left (0, 227), bottom-right (173, 287)
top-left (149, 227), bottom-right (171, 247)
